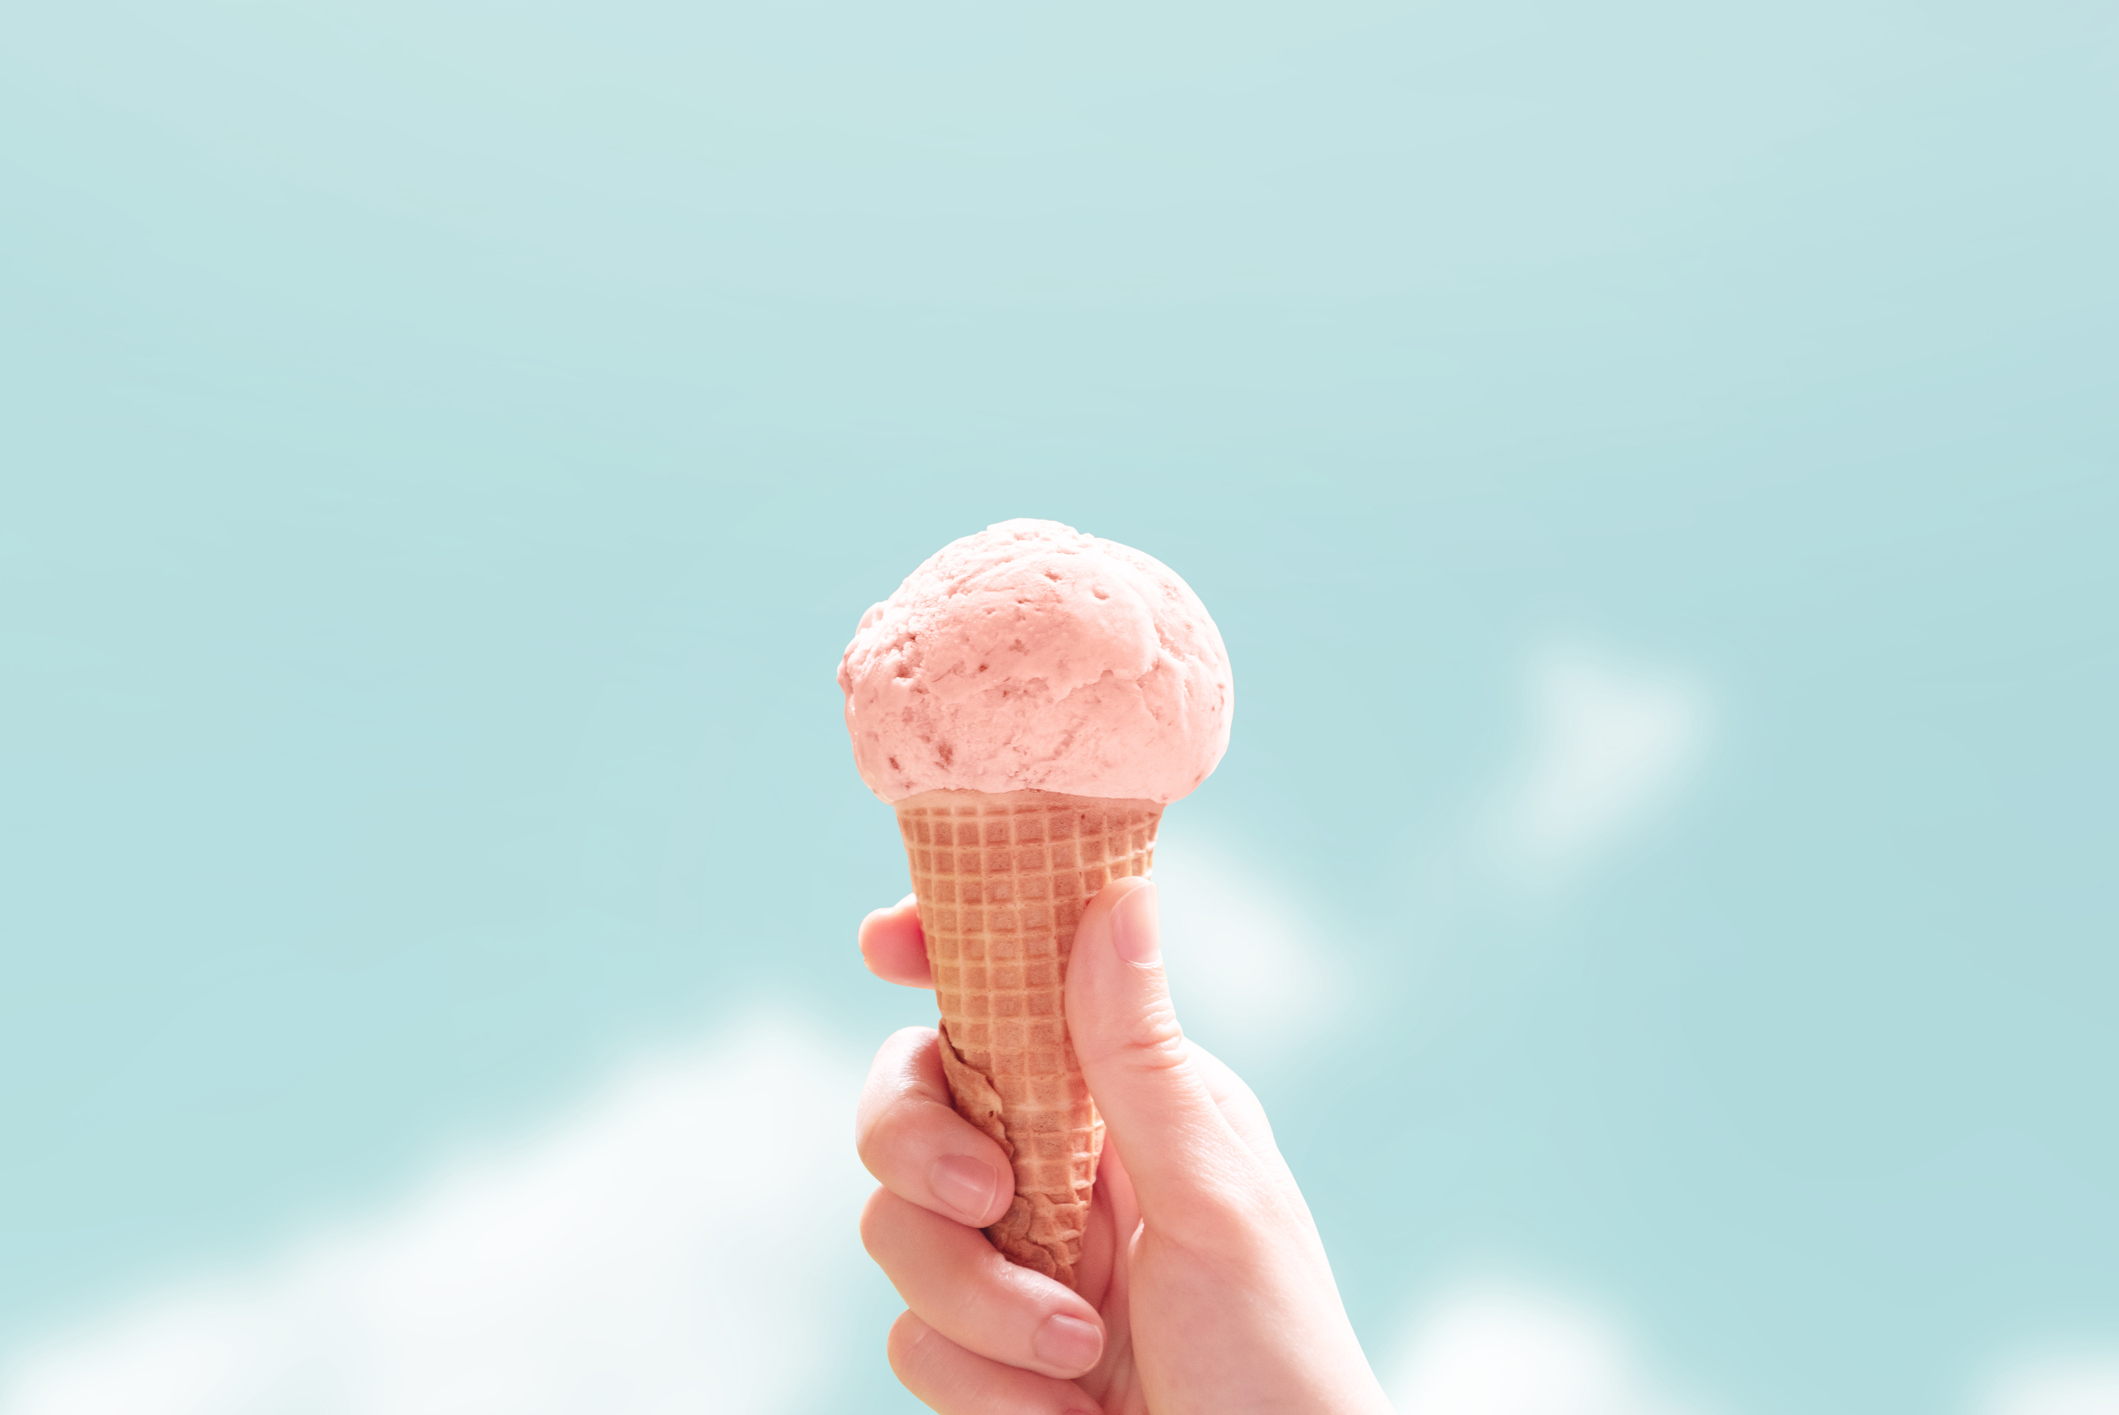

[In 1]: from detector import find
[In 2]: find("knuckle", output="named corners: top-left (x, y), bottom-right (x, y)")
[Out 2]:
top-left (1116, 998), bottom-right (1188, 1073)
top-left (857, 1092), bottom-right (962, 1184)
top-left (885, 1310), bottom-right (929, 1380)
top-left (853, 1098), bottom-right (904, 1173)
top-left (884, 1023), bottom-right (939, 1057)
top-left (865, 1026), bottom-right (935, 1083)
top-left (883, 1027), bottom-right (948, 1094)
top-left (858, 1186), bottom-right (897, 1258)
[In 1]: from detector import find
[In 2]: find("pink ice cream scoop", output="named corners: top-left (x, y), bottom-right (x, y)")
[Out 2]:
top-left (838, 518), bottom-right (1234, 803)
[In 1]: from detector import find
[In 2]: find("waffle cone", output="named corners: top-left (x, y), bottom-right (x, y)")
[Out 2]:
top-left (893, 788), bottom-right (1163, 1289)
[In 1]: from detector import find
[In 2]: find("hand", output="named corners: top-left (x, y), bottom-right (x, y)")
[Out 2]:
top-left (855, 875), bottom-right (1395, 1415)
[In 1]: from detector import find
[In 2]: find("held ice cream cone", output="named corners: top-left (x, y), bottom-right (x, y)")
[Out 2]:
top-left (895, 789), bottom-right (1163, 1286)
top-left (841, 520), bottom-right (1233, 1290)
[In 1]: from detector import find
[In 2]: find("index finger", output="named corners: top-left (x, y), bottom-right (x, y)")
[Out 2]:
top-left (860, 894), bottom-right (933, 988)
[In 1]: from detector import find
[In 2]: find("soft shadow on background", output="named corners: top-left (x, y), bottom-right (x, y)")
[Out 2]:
top-left (3, 2), bottom-right (2114, 1412)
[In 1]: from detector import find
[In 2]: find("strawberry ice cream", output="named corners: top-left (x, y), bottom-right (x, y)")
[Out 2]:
top-left (839, 519), bottom-right (1234, 804)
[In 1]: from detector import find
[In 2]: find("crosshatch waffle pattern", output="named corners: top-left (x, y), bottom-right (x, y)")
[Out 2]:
top-left (895, 788), bottom-right (1164, 1288)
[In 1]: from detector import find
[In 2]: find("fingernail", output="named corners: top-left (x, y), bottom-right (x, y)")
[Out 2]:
top-left (1034, 1312), bottom-right (1103, 1373)
top-left (1110, 881), bottom-right (1160, 965)
top-left (929, 1154), bottom-right (998, 1222)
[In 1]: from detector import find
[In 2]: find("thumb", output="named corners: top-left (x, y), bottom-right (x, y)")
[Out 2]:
top-left (1066, 876), bottom-right (1245, 1223)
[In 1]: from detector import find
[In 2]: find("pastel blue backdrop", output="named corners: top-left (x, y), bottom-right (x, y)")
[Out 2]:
top-left (3, 3), bottom-right (2113, 1413)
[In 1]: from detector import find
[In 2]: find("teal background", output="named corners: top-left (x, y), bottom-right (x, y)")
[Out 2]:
top-left (3, 2), bottom-right (2114, 1412)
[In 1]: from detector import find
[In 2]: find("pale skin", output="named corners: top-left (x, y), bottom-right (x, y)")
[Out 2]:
top-left (856, 874), bottom-right (1397, 1415)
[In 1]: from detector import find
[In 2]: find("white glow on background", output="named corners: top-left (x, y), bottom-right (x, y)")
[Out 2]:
top-left (1384, 1285), bottom-right (1704, 1415)
top-left (0, 1014), bottom-right (872, 1415)
top-left (1980, 1353), bottom-right (2119, 1415)
top-left (1153, 837), bottom-right (1343, 1063)
top-left (1485, 647), bottom-right (1711, 882)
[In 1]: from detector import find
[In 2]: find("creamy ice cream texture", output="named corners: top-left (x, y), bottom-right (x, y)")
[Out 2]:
top-left (840, 519), bottom-right (1233, 803)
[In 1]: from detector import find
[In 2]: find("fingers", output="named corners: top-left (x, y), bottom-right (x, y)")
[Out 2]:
top-left (857, 1027), bottom-right (1015, 1228)
top-left (1066, 878), bottom-right (1254, 1228)
top-left (862, 1188), bottom-right (1106, 1381)
top-left (887, 1312), bottom-right (1101, 1415)
top-left (860, 894), bottom-right (932, 987)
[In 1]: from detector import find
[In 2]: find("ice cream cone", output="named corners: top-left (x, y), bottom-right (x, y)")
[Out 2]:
top-left (894, 787), bottom-right (1163, 1289)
